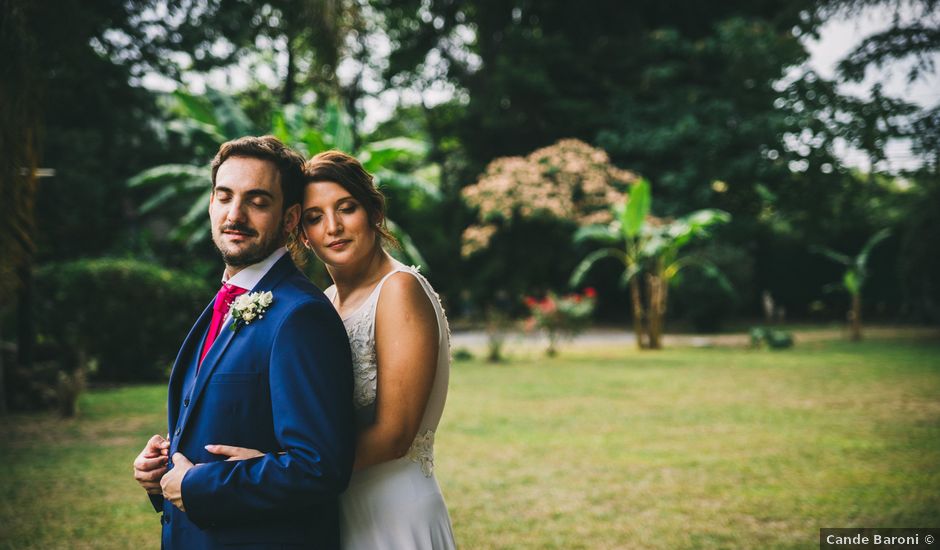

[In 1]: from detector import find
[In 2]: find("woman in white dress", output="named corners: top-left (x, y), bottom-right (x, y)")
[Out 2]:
top-left (208, 150), bottom-right (456, 549)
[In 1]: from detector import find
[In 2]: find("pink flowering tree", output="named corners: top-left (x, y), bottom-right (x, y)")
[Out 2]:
top-left (461, 139), bottom-right (638, 257)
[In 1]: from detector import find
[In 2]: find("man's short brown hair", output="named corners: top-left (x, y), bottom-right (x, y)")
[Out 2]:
top-left (210, 136), bottom-right (305, 210)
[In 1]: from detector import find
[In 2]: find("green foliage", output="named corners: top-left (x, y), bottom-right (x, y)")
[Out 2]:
top-left (571, 181), bottom-right (732, 290)
top-left (452, 347), bottom-right (474, 362)
top-left (523, 289), bottom-right (597, 356)
top-left (129, 93), bottom-right (436, 268)
top-left (813, 228), bottom-right (892, 297)
top-left (670, 242), bottom-right (754, 332)
top-left (749, 326), bottom-right (795, 349)
top-left (621, 179), bottom-right (651, 238)
top-left (34, 258), bottom-right (212, 382)
top-left (896, 176), bottom-right (940, 322)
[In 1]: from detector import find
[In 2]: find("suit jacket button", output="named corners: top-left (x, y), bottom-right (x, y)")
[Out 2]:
top-left (174, 427), bottom-right (181, 436)
top-left (183, 397), bottom-right (190, 407)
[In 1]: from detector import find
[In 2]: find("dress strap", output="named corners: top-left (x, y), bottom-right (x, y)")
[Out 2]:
top-left (362, 267), bottom-right (411, 313)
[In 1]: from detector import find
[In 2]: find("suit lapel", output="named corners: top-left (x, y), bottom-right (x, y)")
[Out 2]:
top-left (167, 298), bottom-right (214, 430)
top-left (183, 255), bottom-right (299, 421)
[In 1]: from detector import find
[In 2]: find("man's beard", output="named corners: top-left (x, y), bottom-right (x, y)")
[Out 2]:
top-left (212, 219), bottom-right (285, 267)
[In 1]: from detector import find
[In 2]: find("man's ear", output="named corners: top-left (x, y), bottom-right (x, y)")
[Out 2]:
top-left (284, 203), bottom-right (301, 234)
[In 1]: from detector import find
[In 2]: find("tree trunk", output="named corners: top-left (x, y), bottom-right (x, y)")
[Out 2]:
top-left (850, 293), bottom-right (862, 341)
top-left (0, 322), bottom-right (6, 415)
top-left (343, 35), bottom-right (368, 153)
top-left (17, 262), bottom-right (34, 369)
top-left (281, 37), bottom-right (296, 105)
top-left (647, 260), bottom-right (668, 350)
top-left (546, 330), bottom-right (558, 357)
top-left (647, 273), bottom-right (663, 350)
top-left (629, 276), bottom-right (647, 349)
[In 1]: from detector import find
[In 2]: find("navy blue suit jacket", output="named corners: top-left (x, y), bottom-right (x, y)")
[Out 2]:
top-left (151, 255), bottom-right (355, 549)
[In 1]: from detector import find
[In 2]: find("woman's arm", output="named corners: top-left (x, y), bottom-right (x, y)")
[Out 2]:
top-left (353, 271), bottom-right (438, 471)
top-left (206, 272), bottom-right (438, 472)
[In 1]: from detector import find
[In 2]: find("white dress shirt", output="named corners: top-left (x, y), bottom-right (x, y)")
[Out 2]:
top-left (221, 246), bottom-right (289, 324)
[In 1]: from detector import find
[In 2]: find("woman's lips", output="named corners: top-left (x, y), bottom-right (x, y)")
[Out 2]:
top-left (327, 239), bottom-right (351, 250)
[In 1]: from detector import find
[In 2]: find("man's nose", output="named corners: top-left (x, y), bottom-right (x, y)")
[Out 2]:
top-left (224, 199), bottom-right (248, 223)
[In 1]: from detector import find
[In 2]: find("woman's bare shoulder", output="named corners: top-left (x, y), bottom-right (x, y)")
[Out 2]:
top-left (375, 270), bottom-right (434, 321)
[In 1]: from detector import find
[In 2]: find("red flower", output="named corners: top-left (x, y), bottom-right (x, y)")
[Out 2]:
top-left (523, 296), bottom-right (538, 308)
top-left (584, 287), bottom-right (597, 299)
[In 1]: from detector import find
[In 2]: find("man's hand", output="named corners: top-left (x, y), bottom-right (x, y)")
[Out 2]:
top-left (161, 453), bottom-right (195, 512)
top-left (133, 434), bottom-right (169, 495)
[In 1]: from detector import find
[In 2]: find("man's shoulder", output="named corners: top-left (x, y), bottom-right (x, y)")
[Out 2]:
top-left (274, 270), bottom-right (328, 303)
top-left (268, 273), bottom-right (340, 325)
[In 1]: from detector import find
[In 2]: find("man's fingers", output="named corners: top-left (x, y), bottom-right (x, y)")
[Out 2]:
top-left (146, 434), bottom-right (168, 450)
top-left (134, 454), bottom-right (168, 471)
top-left (134, 466), bottom-right (167, 483)
top-left (172, 452), bottom-right (193, 467)
top-left (140, 434), bottom-right (171, 458)
top-left (140, 480), bottom-right (163, 492)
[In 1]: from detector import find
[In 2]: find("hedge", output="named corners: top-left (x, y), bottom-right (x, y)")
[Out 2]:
top-left (34, 258), bottom-right (212, 382)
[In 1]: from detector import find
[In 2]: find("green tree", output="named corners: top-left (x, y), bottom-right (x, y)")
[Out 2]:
top-left (571, 180), bottom-right (731, 349)
top-left (127, 91), bottom-right (437, 268)
top-left (813, 228), bottom-right (892, 341)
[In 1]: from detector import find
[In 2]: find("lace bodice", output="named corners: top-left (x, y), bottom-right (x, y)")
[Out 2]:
top-left (325, 261), bottom-right (451, 476)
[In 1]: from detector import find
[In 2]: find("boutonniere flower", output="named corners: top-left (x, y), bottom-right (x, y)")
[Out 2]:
top-left (229, 291), bottom-right (274, 332)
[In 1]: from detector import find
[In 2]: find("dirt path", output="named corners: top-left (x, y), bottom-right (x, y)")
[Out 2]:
top-left (451, 325), bottom-right (940, 350)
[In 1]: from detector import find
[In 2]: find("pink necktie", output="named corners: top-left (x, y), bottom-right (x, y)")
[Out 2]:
top-left (199, 283), bottom-right (247, 367)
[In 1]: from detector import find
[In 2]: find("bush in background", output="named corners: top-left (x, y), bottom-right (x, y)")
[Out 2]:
top-left (523, 289), bottom-right (597, 356)
top-left (670, 242), bottom-right (754, 332)
top-left (749, 327), bottom-right (795, 350)
top-left (34, 258), bottom-right (212, 382)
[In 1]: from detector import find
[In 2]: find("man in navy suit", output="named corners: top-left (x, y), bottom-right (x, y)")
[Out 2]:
top-left (133, 136), bottom-right (355, 549)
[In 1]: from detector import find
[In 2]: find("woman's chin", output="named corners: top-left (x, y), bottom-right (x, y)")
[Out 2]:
top-left (317, 248), bottom-right (356, 268)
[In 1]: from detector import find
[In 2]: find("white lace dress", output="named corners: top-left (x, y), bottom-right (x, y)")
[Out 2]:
top-left (325, 261), bottom-right (456, 550)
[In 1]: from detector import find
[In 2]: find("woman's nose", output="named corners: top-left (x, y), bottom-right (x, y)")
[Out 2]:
top-left (325, 213), bottom-right (342, 234)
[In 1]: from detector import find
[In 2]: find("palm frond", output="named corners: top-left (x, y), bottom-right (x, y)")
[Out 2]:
top-left (622, 178), bottom-right (651, 238)
top-left (569, 248), bottom-right (627, 287)
top-left (573, 224), bottom-right (622, 245)
top-left (126, 164), bottom-right (208, 189)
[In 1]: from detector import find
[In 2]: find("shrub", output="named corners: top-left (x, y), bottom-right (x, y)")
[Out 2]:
top-left (523, 288), bottom-right (597, 356)
top-left (452, 348), bottom-right (474, 362)
top-left (749, 327), bottom-right (795, 350)
top-left (670, 242), bottom-right (754, 333)
top-left (35, 258), bottom-right (212, 382)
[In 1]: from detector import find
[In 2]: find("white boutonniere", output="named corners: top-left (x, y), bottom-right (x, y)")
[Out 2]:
top-left (229, 291), bottom-right (274, 332)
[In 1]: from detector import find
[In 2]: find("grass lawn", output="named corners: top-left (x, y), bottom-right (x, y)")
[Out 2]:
top-left (2, 337), bottom-right (939, 549)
